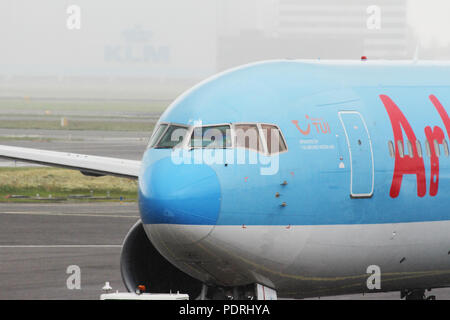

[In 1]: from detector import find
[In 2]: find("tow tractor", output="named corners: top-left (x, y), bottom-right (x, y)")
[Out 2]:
top-left (99, 282), bottom-right (277, 300)
top-left (100, 283), bottom-right (189, 300)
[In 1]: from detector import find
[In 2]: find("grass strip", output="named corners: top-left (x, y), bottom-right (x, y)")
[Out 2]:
top-left (0, 167), bottom-right (138, 203)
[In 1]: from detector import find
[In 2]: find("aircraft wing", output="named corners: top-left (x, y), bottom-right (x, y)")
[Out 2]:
top-left (0, 145), bottom-right (141, 179)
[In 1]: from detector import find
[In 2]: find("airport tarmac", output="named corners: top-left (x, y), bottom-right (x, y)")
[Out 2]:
top-left (0, 202), bottom-right (138, 299)
top-left (0, 128), bottom-right (150, 162)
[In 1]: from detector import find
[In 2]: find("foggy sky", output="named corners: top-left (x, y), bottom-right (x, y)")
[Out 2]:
top-left (408, 0), bottom-right (450, 47)
top-left (0, 0), bottom-right (449, 99)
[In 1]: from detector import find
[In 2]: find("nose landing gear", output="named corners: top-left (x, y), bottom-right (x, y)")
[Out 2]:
top-left (198, 283), bottom-right (278, 300)
top-left (401, 289), bottom-right (436, 300)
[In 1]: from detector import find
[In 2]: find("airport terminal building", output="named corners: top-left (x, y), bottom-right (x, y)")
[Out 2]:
top-left (0, 0), bottom-right (410, 100)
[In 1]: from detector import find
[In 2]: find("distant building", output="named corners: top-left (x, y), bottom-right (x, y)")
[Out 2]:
top-left (0, 0), bottom-right (412, 100)
top-left (217, 0), bottom-right (409, 70)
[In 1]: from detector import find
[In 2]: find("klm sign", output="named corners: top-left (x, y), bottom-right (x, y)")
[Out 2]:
top-left (105, 25), bottom-right (170, 64)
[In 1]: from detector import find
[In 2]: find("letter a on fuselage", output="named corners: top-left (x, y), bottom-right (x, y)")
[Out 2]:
top-left (379, 95), bottom-right (426, 198)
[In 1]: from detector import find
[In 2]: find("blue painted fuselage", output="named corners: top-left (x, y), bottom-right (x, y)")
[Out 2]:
top-left (139, 60), bottom-right (450, 226)
top-left (137, 60), bottom-right (450, 297)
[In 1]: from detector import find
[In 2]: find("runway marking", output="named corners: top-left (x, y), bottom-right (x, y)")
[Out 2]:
top-left (0, 211), bottom-right (139, 219)
top-left (0, 245), bottom-right (122, 248)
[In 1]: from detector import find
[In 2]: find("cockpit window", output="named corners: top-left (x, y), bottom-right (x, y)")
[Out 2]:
top-left (148, 124), bottom-right (168, 148)
top-left (155, 124), bottom-right (189, 149)
top-left (234, 124), bottom-right (264, 152)
top-left (190, 125), bottom-right (232, 148)
top-left (148, 122), bottom-right (288, 154)
top-left (260, 124), bottom-right (287, 154)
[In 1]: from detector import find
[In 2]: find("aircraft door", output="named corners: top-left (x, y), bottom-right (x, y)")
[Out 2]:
top-left (338, 111), bottom-right (374, 198)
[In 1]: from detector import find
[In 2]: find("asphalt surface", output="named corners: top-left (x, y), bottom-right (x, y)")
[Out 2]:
top-left (0, 128), bottom-right (150, 163)
top-left (0, 202), bottom-right (139, 300)
top-left (0, 126), bottom-right (146, 299)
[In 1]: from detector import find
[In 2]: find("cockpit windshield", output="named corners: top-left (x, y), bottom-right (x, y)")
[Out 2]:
top-left (155, 125), bottom-right (189, 149)
top-left (190, 125), bottom-right (232, 149)
top-left (148, 122), bottom-right (287, 154)
top-left (148, 124), bottom-right (168, 148)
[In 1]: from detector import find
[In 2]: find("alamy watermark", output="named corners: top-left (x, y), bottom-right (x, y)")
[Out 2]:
top-left (366, 5), bottom-right (381, 30)
top-left (66, 5), bottom-right (81, 30)
top-left (366, 265), bottom-right (381, 290)
top-left (165, 121), bottom-right (281, 175)
top-left (66, 265), bottom-right (81, 290)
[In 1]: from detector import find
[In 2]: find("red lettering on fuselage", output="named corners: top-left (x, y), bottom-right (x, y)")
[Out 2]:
top-left (292, 115), bottom-right (330, 136)
top-left (379, 95), bottom-right (427, 198)
top-left (430, 94), bottom-right (450, 139)
top-left (424, 126), bottom-right (445, 196)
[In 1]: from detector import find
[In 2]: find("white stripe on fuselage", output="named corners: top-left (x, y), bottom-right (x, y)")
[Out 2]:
top-left (144, 220), bottom-right (450, 298)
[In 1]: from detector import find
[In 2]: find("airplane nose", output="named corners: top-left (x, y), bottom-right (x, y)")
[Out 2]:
top-left (138, 157), bottom-right (221, 233)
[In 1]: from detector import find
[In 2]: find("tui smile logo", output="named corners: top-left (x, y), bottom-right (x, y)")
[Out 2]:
top-left (292, 115), bottom-right (330, 136)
